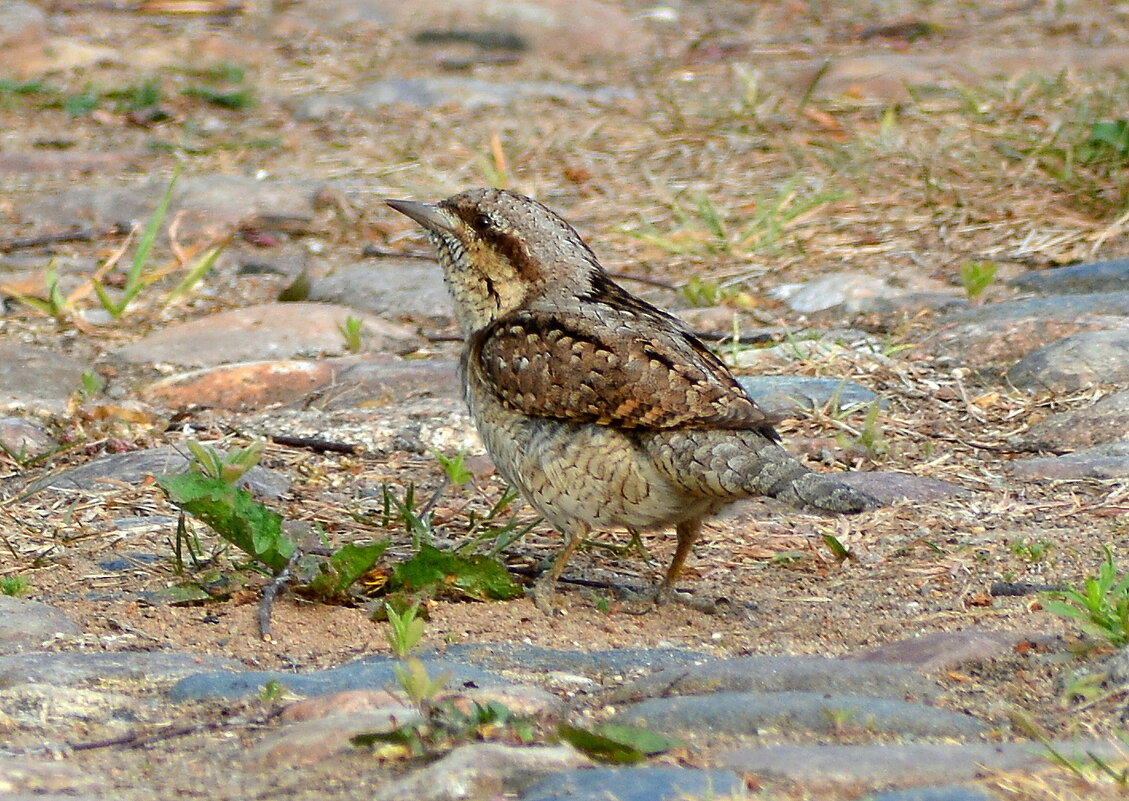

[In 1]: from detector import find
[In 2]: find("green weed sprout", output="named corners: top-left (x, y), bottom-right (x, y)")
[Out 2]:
top-left (1043, 547), bottom-right (1129, 648)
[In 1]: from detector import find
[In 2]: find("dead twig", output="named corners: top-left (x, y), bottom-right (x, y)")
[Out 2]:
top-left (269, 434), bottom-right (361, 455)
top-left (68, 708), bottom-right (283, 753)
top-left (259, 549), bottom-right (302, 641)
top-left (0, 224), bottom-right (127, 253)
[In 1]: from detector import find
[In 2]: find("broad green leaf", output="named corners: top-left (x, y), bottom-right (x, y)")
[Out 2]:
top-left (593, 723), bottom-right (683, 755)
top-left (557, 724), bottom-right (646, 764)
top-left (300, 540), bottom-right (390, 602)
top-left (157, 472), bottom-right (294, 572)
top-left (390, 544), bottom-right (521, 601)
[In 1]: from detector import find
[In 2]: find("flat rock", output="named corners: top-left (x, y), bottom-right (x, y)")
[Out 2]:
top-left (22, 445), bottom-right (289, 499)
top-left (280, 689), bottom-right (401, 722)
top-left (320, 358), bottom-right (463, 410)
top-left (282, 684), bottom-right (563, 724)
top-left (1007, 329), bottom-right (1129, 393)
top-left (0, 683), bottom-right (141, 733)
top-left (0, 598), bottom-right (82, 655)
top-left (433, 643), bottom-right (712, 678)
top-left (946, 292), bottom-right (1129, 323)
top-left (833, 471), bottom-right (970, 503)
top-left (783, 46), bottom-right (1129, 102)
top-left (19, 175), bottom-right (318, 241)
top-left (847, 629), bottom-right (1027, 672)
top-left (0, 416), bottom-right (55, 459)
top-left (375, 743), bottom-right (591, 801)
top-left (770, 272), bottom-right (895, 313)
top-left (246, 708), bottom-right (419, 768)
top-left (1008, 441), bottom-right (1129, 480)
top-left (142, 359), bottom-right (340, 411)
top-left (0, 342), bottom-right (90, 413)
top-left (719, 740), bottom-right (1117, 786)
top-left (607, 655), bottom-right (936, 705)
top-left (737, 375), bottom-right (881, 416)
top-left (113, 302), bottom-right (422, 367)
top-left (0, 650), bottom-right (244, 691)
top-left (0, 756), bottom-right (107, 795)
top-left (519, 767), bottom-right (747, 801)
top-left (929, 315), bottom-right (1129, 367)
top-left (0, 149), bottom-right (148, 176)
top-left (0, 1), bottom-right (48, 80)
top-left (818, 291), bottom-right (969, 321)
top-left (307, 260), bottom-right (452, 321)
top-left (292, 0), bottom-right (651, 60)
top-left (610, 691), bottom-right (985, 742)
top-left (168, 656), bottom-right (502, 702)
top-left (1013, 390), bottom-right (1129, 451)
top-left (930, 292), bottom-right (1129, 366)
top-left (1011, 258), bottom-right (1129, 295)
top-left (293, 78), bottom-right (634, 119)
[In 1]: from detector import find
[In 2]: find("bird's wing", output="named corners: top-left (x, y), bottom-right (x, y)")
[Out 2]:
top-left (472, 308), bottom-right (778, 432)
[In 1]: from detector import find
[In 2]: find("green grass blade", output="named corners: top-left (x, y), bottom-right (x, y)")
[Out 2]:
top-left (126, 163), bottom-right (182, 294)
top-left (164, 241), bottom-right (226, 306)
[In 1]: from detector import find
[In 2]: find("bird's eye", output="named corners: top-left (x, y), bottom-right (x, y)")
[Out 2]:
top-left (473, 213), bottom-right (494, 231)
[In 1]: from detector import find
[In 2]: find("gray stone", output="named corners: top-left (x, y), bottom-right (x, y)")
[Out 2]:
top-left (1011, 259), bottom-right (1129, 295)
top-left (0, 650), bottom-right (244, 691)
top-left (0, 343), bottom-right (90, 413)
top-left (737, 375), bottom-right (881, 416)
top-left (374, 743), bottom-right (591, 801)
top-left (607, 655), bottom-right (936, 705)
top-left (169, 656), bottom-right (502, 702)
top-left (870, 786), bottom-right (999, 801)
top-left (435, 643), bottom-right (712, 678)
top-left (0, 1), bottom-right (45, 40)
top-left (246, 707), bottom-right (421, 768)
top-left (520, 767), bottom-right (747, 801)
top-left (769, 272), bottom-right (894, 313)
top-left (610, 691), bottom-right (985, 742)
top-left (1014, 390), bottom-right (1129, 451)
top-left (779, 46), bottom-right (1129, 103)
top-left (719, 740), bottom-right (1117, 786)
top-left (1007, 329), bottom-right (1129, 393)
top-left (22, 445), bottom-right (290, 499)
top-left (820, 291), bottom-right (969, 319)
top-left (0, 416), bottom-right (55, 459)
top-left (0, 683), bottom-right (140, 731)
top-left (113, 302), bottom-right (422, 367)
top-left (19, 175), bottom-right (318, 240)
top-left (946, 292), bottom-right (1129, 323)
top-left (322, 358), bottom-right (462, 410)
top-left (293, 78), bottom-right (634, 119)
top-left (0, 597), bottom-right (82, 655)
top-left (308, 260), bottom-right (452, 321)
top-left (0, 756), bottom-right (106, 796)
top-left (1009, 441), bottom-right (1129, 480)
top-left (291, 0), bottom-right (651, 60)
top-left (847, 629), bottom-right (1027, 672)
top-left (832, 471), bottom-right (970, 503)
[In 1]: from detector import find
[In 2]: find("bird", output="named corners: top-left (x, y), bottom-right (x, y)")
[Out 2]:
top-left (386, 188), bottom-right (877, 613)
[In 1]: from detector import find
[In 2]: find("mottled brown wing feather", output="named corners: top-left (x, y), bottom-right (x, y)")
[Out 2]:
top-left (473, 309), bottom-right (778, 433)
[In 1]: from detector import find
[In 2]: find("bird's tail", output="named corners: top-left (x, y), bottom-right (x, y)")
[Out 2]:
top-left (767, 468), bottom-right (875, 513)
top-left (644, 430), bottom-right (878, 513)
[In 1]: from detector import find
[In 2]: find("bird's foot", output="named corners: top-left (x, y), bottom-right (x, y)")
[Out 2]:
top-left (612, 583), bottom-right (721, 614)
top-left (528, 576), bottom-right (563, 615)
top-left (656, 586), bottom-right (721, 614)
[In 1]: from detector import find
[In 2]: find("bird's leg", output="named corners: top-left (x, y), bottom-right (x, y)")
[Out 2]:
top-left (655, 518), bottom-right (716, 613)
top-left (531, 522), bottom-right (587, 614)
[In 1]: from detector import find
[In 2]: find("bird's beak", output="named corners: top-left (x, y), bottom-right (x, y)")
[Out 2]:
top-left (385, 199), bottom-right (457, 236)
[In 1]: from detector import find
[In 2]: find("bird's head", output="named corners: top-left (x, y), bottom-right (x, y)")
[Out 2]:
top-left (386, 188), bottom-right (602, 332)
